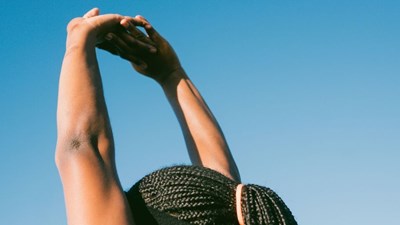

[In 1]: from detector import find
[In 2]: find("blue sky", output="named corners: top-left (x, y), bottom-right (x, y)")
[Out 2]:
top-left (0, 1), bottom-right (399, 224)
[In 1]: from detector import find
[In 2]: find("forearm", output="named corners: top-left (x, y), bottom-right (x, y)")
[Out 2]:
top-left (161, 69), bottom-right (240, 181)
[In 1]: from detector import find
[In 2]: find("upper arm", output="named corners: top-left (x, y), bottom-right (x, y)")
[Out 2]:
top-left (55, 134), bottom-right (134, 225)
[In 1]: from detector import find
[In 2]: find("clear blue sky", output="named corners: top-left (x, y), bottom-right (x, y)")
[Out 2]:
top-left (0, 1), bottom-right (399, 224)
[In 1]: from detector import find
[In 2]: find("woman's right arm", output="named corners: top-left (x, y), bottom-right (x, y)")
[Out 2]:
top-left (103, 17), bottom-right (240, 181)
top-left (56, 9), bottom-right (135, 225)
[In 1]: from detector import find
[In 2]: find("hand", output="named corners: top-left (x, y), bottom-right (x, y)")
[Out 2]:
top-left (98, 16), bottom-right (183, 84)
top-left (96, 16), bottom-right (157, 64)
top-left (66, 8), bottom-right (125, 48)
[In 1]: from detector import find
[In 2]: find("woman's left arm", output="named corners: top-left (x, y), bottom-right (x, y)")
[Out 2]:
top-left (99, 17), bottom-right (241, 181)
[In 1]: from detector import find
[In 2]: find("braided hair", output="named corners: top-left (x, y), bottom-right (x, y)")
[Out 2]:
top-left (126, 165), bottom-right (297, 225)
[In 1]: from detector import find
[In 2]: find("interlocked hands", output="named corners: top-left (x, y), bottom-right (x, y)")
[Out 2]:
top-left (67, 8), bottom-right (182, 84)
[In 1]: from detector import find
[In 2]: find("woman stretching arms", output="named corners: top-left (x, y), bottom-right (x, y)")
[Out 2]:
top-left (56, 8), bottom-right (297, 225)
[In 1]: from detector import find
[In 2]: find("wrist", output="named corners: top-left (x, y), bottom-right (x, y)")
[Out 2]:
top-left (158, 67), bottom-right (187, 87)
top-left (66, 32), bottom-right (97, 52)
top-left (66, 21), bottom-right (98, 50)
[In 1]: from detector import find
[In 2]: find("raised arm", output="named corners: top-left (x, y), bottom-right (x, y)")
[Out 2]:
top-left (100, 17), bottom-right (240, 181)
top-left (55, 9), bottom-right (135, 225)
top-left (160, 68), bottom-right (241, 181)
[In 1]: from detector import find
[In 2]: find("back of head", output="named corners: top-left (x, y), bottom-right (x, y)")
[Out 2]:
top-left (126, 165), bottom-right (297, 225)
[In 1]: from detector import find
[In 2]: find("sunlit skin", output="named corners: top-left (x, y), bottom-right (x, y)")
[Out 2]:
top-left (56, 8), bottom-right (138, 225)
top-left (103, 15), bottom-right (241, 181)
top-left (56, 8), bottom-right (240, 225)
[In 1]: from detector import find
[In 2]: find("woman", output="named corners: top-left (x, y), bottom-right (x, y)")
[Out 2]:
top-left (56, 8), bottom-right (297, 225)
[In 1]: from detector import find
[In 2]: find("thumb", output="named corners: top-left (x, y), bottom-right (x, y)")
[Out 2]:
top-left (83, 8), bottom-right (100, 18)
top-left (86, 14), bottom-right (124, 35)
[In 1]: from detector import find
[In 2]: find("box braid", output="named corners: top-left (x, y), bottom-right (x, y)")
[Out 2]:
top-left (241, 184), bottom-right (297, 225)
top-left (126, 165), bottom-right (297, 225)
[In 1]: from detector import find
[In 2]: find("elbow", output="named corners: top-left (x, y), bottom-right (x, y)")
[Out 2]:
top-left (54, 132), bottom-right (90, 168)
top-left (56, 115), bottom-right (101, 152)
top-left (55, 126), bottom-right (114, 169)
top-left (55, 114), bottom-right (114, 169)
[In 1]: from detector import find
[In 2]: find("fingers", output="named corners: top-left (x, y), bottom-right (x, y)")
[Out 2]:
top-left (103, 33), bottom-right (149, 66)
top-left (132, 15), bottom-right (150, 27)
top-left (83, 8), bottom-right (100, 18)
top-left (120, 18), bottom-right (144, 38)
top-left (125, 16), bottom-right (163, 43)
top-left (100, 39), bottom-right (147, 70)
top-left (96, 41), bottom-right (119, 55)
top-left (106, 32), bottom-right (156, 53)
top-left (91, 12), bottom-right (161, 71)
top-left (85, 13), bottom-right (125, 35)
top-left (120, 18), bottom-right (156, 46)
top-left (144, 24), bottom-right (163, 43)
top-left (138, 16), bottom-right (163, 43)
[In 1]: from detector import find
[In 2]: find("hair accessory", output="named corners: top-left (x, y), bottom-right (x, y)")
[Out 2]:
top-left (236, 184), bottom-right (245, 225)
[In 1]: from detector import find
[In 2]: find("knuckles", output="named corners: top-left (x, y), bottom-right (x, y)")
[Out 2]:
top-left (66, 18), bottom-right (84, 33)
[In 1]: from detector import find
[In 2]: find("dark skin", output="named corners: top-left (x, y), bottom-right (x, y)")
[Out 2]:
top-left (57, 8), bottom-right (240, 225)
top-left (99, 16), bottom-right (240, 181)
top-left (56, 9), bottom-right (139, 225)
top-left (97, 16), bottom-right (183, 84)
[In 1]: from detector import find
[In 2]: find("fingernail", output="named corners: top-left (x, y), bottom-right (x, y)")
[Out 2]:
top-left (121, 21), bottom-right (129, 28)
